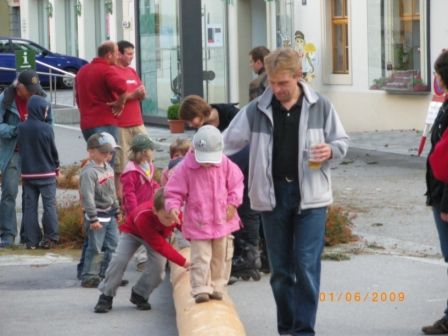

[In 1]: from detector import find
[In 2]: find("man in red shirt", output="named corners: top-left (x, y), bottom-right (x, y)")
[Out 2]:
top-left (75, 41), bottom-right (128, 144)
top-left (93, 188), bottom-right (190, 313)
top-left (114, 40), bottom-right (147, 183)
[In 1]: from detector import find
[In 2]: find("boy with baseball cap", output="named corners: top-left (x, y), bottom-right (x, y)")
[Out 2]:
top-left (79, 133), bottom-right (121, 288)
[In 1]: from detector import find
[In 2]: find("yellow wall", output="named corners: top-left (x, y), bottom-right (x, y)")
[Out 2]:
top-left (0, 1), bottom-right (10, 36)
top-left (324, 90), bottom-right (432, 132)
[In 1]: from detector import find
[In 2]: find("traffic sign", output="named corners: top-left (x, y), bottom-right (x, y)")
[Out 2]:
top-left (15, 50), bottom-right (35, 71)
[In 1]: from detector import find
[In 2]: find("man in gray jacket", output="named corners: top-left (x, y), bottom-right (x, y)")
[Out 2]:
top-left (0, 70), bottom-right (46, 248)
top-left (223, 48), bottom-right (348, 336)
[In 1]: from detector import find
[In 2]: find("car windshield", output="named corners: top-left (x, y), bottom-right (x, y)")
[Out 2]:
top-left (11, 40), bottom-right (45, 55)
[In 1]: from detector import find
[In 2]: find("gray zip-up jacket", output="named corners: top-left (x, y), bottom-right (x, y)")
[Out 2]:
top-left (223, 81), bottom-right (349, 211)
top-left (79, 160), bottom-right (119, 223)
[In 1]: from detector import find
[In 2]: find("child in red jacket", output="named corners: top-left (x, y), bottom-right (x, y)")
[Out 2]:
top-left (94, 188), bottom-right (190, 313)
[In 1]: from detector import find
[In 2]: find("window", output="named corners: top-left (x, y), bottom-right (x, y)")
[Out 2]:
top-left (331, 0), bottom-right (349, 74)
top-left (367, 0), bottom-right (429, 93)
top-left (322, 0), bottom-right (351, 84)
top-left (275, 0), bottom-right (294, 48)
top-left (0, 39), bottom-right (11, 54)
top-left (11, 40), bottom-right (45, 55)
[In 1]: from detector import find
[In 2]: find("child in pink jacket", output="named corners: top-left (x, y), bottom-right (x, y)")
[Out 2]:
top-left (164, 125), bottom-right (244, 304)
top-left (120, 134), bottom-right (160, 271)
top-left (120, 134), bottom-right (160, 216)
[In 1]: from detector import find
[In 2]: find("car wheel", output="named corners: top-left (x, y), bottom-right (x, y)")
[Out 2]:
top-left (59, 68), bottom-right (78, 89)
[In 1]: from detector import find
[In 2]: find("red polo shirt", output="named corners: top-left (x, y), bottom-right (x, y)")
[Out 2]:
top-left (76, 58), bottom-right (127, 130)
top-left (114, 65), bottom-right (144, 127)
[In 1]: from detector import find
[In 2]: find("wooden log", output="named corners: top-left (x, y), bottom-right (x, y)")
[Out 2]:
top-left (170, 248), bottom-right (246, 336)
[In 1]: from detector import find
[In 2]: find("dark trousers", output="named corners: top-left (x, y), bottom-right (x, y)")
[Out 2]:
top-left (21, 178), bottom-right (59, 246)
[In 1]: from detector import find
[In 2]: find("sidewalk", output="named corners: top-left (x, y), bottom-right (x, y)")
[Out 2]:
top-left (2, 123), bottom-right (444, 335)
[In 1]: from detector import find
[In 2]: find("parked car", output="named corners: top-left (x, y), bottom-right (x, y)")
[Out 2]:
top-left (0, 37), bottom-right (88, 89)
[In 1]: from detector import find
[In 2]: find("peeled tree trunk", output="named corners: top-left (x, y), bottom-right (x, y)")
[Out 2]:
top-left (169, 247), bottom-right (246, 336)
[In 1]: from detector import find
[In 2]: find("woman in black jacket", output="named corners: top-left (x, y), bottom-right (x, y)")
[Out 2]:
top-left (423, 49), bottom-right (448, 335)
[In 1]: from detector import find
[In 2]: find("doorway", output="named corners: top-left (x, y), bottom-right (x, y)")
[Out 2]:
top-left (236, 0), bottom-right (268, 105)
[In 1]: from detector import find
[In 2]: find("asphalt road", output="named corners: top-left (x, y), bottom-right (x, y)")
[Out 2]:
top-left (1, 125), bottom-right (447, 335)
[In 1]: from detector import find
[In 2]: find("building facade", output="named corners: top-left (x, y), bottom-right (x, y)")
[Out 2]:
top-left (15, 0), bottom-right (445, 131)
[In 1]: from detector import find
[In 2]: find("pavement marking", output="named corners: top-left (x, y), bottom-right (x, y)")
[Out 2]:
top-left (0, 253), bottom-right (74, 266)
top-left (394, 255), bottom-right (446, 267)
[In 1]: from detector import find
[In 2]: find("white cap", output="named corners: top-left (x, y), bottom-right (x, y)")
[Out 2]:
top-left (193, 125), bottom-right (223, 164)
top-left (100, 132), bottom-right (121, 149)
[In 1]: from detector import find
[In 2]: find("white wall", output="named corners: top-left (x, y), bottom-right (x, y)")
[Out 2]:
top-left (49, 0), bottom-right (67, 54)
top-left (430, 0), bottom-right (448, 69)
top-left (20, 0), bottom-right (39, 42)
top-left (77, 0), bottom-right (97, 61)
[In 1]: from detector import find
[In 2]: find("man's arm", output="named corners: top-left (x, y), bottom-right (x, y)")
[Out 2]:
top-left (0, 95), bottom-right (17, 139)
top-left (222, 104), bottom-right (252, 156)
top-left (324, 103), bottom-right (349, 162)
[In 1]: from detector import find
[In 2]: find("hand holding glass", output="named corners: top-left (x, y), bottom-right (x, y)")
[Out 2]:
top-left (306, 130), bottom-right (325, 170)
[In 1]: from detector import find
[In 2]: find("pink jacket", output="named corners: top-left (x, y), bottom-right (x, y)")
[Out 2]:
top-left (164, 151), bottom-right (244, 240)
top-left (120, 161), bottom-right (160, 215)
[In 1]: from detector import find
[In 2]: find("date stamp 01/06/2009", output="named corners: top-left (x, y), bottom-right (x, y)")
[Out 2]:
top-left (319, 291), bottom-right (406, 303)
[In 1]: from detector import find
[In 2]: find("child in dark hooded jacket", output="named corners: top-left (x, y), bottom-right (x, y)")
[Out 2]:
top-left (17, 95), bottom-right (60, 249)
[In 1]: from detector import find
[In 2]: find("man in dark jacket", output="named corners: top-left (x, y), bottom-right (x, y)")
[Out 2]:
top-left (17, 95), bottom-right (59, 249)
top-left (0, 70), bottom-right (46, 248)
top-left (249, 46), bottom-right (270, 101)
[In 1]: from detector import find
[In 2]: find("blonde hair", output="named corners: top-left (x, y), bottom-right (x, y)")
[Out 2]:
top-left (128, 149), bottom-right (152, 164)
top-left (169, 138), bottom-right (192, 158)
top-left (264, 48), bottom-right (302, 77)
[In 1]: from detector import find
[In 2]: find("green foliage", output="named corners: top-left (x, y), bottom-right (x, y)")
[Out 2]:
top-left (325, 206), bottom-right (357, 246)
top-left (167, 103), bottom-right (180, 120)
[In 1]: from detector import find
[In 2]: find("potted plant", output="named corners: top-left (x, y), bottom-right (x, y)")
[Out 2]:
top-left (167, 103), bottom-right (184, 133)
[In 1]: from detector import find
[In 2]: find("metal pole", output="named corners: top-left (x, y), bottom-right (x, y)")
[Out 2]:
top-left (49, 68), bottom-right (53, 104)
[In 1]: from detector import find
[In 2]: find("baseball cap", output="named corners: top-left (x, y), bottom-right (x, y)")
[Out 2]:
top-left (87, 133), bottom-right (114, 153)
top-left (193, 125), bottom-right (223, 164)
top-left (17, 70), bottom-right (44, 95)
top-left (130, 133), bottom-right (154, 152)
top-left (100, 132), bottom-right (121, 149)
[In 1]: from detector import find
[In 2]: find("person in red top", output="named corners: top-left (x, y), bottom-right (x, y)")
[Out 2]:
top-left (75, 41), bottom-right (128, 145)
top-left (93, 188), bottom-right (190, 313)
top-left (114, 40), bottom-right (148, 198)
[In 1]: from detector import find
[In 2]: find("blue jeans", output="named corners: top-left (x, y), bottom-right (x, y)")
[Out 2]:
top-left (0, 152), bottom-right (21, 243)
top-left (22, 178), bottom-right (59, 246)
top-left (261, 180), bottom-right (327, 336)
top-left (77, 236), bottom-right (113, 280)
top-left (82, 217), bottom-right (118, 281)
top-left (432, 207), bottom-right (448, 318)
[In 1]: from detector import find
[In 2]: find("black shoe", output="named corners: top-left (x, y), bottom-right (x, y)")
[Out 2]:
top-left (130, 290), bottom-right (151, 310)
top-left (422, 318), bottom-right (448, 335)
top-left (0, 238), bottom-right (14, 248)
top-left (194, 293), bottom-right (210, 304)
top-left (38, 239), bottom-right (58, 249)
top-left (81, 277), bottom-right (101, 288)
top-left (94, 294), bottom-right (113, 313)
top-left (26, 242), bottom-right (38, 250)
top-left (209, 291), bottom-right (223, 300)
